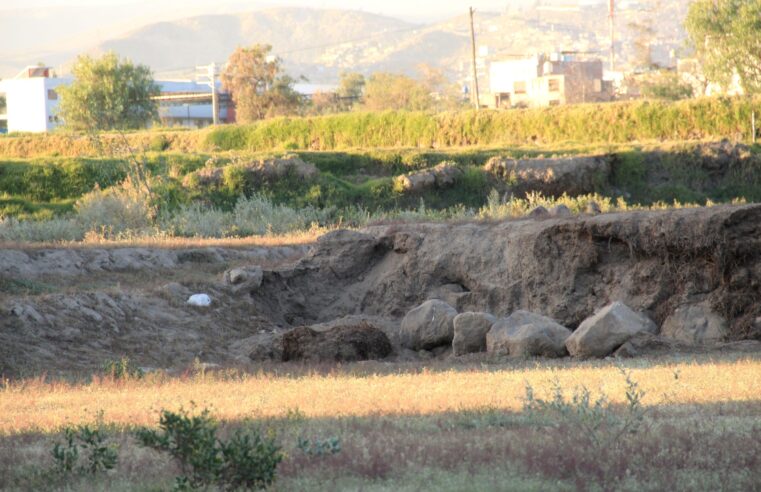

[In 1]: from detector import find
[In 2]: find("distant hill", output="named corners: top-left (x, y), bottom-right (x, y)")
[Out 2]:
top-left (95, 8), bottom-right (428, 83)
top-left (1, 2), bottom-right (693, 85)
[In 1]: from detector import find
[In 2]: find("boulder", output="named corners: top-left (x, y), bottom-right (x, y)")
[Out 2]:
top-left (244, 332), bottom-right (285, 361)
top-left (528, 206), bottom-right (549, 219)
top-left (223, 265), bottom-right (263, 293)
top-left (486, 310), bottom-right (571, 357)
top-left (550, 204), bottom-right (572, 218)
top-left (452, 312), bottom-right (497, 356)
top-left (400, 300), bottom-right (458, 350)
top-left (281, 322), bottom-right (392, 362)
top-left (565, 302), bottom-right (657, 358)
top-left (394, 162), bottom-right (464, 193)
top-left (613, 332), bottom-right (681, 358)
top-left (661, 305), bottom-right (727, 345)
top-left (586, 201), bottom-right (602, 215)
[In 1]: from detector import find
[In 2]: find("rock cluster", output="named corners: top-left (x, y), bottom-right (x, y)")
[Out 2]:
top-left (398, 299), bottom-right (729, 360)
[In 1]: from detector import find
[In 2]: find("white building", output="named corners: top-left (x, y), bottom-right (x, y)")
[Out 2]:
top-left (488, 53), bottom-right (612, 108)
top-left (0, 67), bottom-right (67, 133)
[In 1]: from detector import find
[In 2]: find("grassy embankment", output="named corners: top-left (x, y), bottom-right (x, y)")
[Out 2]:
top-left (2, 356), bottom-right (761, 490)
top-left (1, 97), bottom-right (761, 242)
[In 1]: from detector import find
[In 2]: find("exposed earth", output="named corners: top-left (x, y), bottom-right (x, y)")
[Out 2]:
top-left (3, 204), bottom-right (761, 377)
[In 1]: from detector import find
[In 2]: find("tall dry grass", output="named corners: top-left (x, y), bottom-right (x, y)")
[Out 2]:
top-left (1, 358), bottom-right (759, 435)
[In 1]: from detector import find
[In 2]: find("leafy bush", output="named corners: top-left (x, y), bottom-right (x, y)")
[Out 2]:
top-left (52, 425), bottom-right (118, 476)
top-left (297, 436), bottom-right (342, 457)
top-left (74, 177), bottom-right (154, 238)
top-left (135, 408), bottom-right (282, 491)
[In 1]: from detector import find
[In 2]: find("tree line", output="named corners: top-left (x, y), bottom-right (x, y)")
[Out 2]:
top-left (57, 45), bottom-right (466, 131)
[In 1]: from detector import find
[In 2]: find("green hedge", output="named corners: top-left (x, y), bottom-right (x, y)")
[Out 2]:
top-left (204, 98), bottom-right (761, 152)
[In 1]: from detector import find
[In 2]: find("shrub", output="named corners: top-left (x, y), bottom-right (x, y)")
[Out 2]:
top-left (0, 217), bottom-right (84, 242)
top-left (52, 425), bottom-right (118, 476)
top-left (134, 408), bottom-right (282, 491)
top-left (160, 203), bottom-right (236, 238)
top-left (74, 177), bottom-right (154, 237)
top-left (149, 134), bottom-right (171, 152)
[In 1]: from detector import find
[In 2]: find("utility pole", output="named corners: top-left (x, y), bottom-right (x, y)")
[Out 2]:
top-left (196, 62), bottom-right (220, 125)
top-left (608, 0), bottom-right (615, 71)
top-left (469, 7), bottom-right (481, 110)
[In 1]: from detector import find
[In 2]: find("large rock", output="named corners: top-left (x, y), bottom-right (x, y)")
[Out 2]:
top-left (281, 322), bottom-right (392, 362)
top-left (223, 265), bottom-right (263, 293)
top-left (613, 332), bottom-right (682, 358)
top-left (565, 302), bottom-right (657, 358)
top-left (452, 312), bottom-right (496, 356)
top-left (484, 155), bottom-right (610, 196)
top-left (400, 300), bottom-right (458, 350)
top-left (394, 162), bottom-right (464, 193)
top-left (661, 305), bottom-right (727, 345)
top-left (486, 310), bottom-right (571, 357)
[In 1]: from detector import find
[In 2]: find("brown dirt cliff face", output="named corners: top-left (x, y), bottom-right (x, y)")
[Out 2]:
top-left (252, 205), bottom-right (761, 339)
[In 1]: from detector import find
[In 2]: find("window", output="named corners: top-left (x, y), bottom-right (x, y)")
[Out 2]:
top-left (594, 79), bottom-right (602, 92)
top-left (548, 78), bottom-right (560, 92)
top-left (549, 100), bottom-right (561, 106)
top-left (513, 81), bottom-right (527, 95)
top-left (47, 89), bottom-right (58, 100)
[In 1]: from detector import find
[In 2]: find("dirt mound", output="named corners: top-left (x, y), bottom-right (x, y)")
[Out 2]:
top-left (182, 155), bottom-right (318, 188)
top-left (249, 205), bottom-right (761, 341)
top-left (3, 205), bottom-right (761, 376)
top-left (485, 155), bottom-right (609, 196)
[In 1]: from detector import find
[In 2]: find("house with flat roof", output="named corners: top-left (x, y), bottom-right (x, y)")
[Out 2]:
top-left (487, 53), bottom-right (613, 109)
top-left (0, 66), bottom-right (67, 133)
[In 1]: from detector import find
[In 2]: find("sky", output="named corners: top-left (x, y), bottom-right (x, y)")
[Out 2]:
top-left (0, 0), bottom-right (546, 22)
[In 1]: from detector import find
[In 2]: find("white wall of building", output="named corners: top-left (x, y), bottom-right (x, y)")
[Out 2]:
top-left (0, 77), bottom-right (66, 133)
top-left (489, 57), bottom-right (541, 93)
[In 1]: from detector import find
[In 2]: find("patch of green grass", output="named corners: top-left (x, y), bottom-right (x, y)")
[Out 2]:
top-left (0, 277), bottom-right (56, 295)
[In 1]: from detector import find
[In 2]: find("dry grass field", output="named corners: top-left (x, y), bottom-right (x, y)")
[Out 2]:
top-left (1, 357), bottom-right (759, 434)
top-left (2, 355), bottom-right (761, 491)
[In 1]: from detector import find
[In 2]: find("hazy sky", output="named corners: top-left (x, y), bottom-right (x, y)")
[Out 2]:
top-left (0, 0), bottom-right (543, 21)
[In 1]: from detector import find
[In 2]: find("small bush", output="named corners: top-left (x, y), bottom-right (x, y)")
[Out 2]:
top-left (297, 436), bottom-right (342, 457)
top-left (135, 408), bottom-right (282, 491)
top-left (52, 425), bottom-right (118, 476)
top-left (149, 134), bottom-right (171, 152)
top-left (0, 216), bottom-right (84, 242)
top-left (74, 177), bottom-right (154, 237)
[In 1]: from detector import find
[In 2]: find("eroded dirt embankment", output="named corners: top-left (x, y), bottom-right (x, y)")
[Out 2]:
top-left (2, 205), bottom-right (761, 376)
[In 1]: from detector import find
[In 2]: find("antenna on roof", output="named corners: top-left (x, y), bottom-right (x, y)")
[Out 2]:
top-left (608, 0), bottom-right (615, 71)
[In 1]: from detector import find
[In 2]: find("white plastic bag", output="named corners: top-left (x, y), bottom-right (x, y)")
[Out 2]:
top-left (187, 293), bottom-right (212, 307)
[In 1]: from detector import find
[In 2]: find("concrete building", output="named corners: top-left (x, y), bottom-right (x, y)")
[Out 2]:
top-left (0, 66), bottom-right (68, 133)
top-left (487, 53), bottom-right (612, 108)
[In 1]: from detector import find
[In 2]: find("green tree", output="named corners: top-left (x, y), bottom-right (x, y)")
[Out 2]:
top-left (221, 44), bottom-right (303, 122)
top-left (362, 72), bottom-right (433, 111)
top-left (58, 52), bottom-right (159, 131)
top-left (685, 0), bottom-right (761, 94)
top-left (640, 71), bottom-right (694, 100)
top-left (337, 72), bottom-right (365, 102)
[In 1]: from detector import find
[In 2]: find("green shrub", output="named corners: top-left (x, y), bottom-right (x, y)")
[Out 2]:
top-left (149, 134), bottom-right (171, 152)
top-left (204, 98), bottom-right (761, 152)
top-left (52, 425), bottom-right (118, 476)
top-left (135, 408), bottom-right (282, 491)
